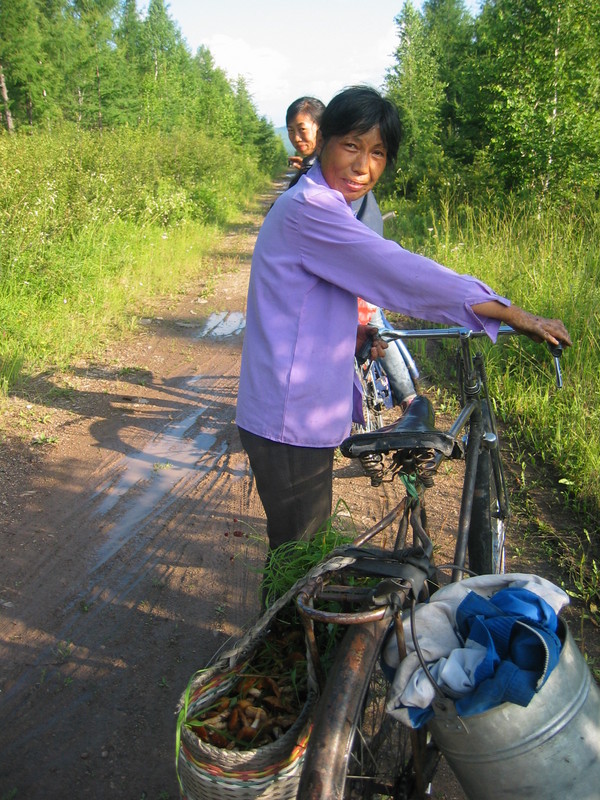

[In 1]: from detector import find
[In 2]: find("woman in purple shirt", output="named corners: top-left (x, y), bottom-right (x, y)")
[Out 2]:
top-left (236, 86), bottom-right (571, 552)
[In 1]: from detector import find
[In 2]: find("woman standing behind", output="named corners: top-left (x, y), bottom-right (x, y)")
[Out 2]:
top-left (286, 96), bottom-right (325, 184)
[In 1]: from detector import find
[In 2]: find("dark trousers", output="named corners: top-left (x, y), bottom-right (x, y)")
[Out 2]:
top-left (238, 427), bottom-right (334, 550)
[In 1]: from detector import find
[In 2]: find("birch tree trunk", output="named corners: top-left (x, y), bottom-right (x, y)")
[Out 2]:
top-left (96, 62), bottom-right (103, 130)
top-left (0, 65), bottom-right (15, 133)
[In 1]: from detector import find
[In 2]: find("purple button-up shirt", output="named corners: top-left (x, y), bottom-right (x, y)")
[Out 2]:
top-left (236, 163), bottom-right (508, 448)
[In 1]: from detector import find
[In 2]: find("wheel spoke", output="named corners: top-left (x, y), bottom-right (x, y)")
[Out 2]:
top-left (342, 665), bottom-right (416, 799)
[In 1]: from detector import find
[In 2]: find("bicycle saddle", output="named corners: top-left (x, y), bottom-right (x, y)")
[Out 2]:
top-left (340, 395), bottom-right (457, 458)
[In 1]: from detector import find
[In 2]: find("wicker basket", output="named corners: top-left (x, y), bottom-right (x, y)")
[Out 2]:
top-left (175, 552), bottom-right (358, 800)
top-left (176, 583), bottom-right (317, 796)
top-left (177, 666), bottom-right (316, 800)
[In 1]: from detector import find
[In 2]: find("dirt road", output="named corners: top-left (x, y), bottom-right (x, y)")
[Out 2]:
top-left (0, 208), bottom-right (267, 798)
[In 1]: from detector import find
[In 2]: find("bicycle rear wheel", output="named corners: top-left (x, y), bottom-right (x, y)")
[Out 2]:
top-left (363, 369), bottom-right (385, 431)
top-left (344, 665), bottom-right (437, 800)
top-left (299, 618), bottom-right (437, 799)
top-left (354, 360), bottom-right (392, 434)
top-left (468, 401), bottom-right (508, 575)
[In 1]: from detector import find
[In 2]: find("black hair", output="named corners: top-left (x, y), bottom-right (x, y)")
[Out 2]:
top-left (285, 96), bottom-right (326, 127)
top-left (320, 86), bottom-right (401, 164)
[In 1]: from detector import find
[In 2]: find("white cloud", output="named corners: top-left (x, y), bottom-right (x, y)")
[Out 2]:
top-left (202, 23), bottom-right (399, 125)
top-left (164, 0), bottom-right (475, 125)
top-left (203, 34), bottom-right (292, 122)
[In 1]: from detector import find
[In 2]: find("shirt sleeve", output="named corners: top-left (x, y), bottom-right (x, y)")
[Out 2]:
top-left (295, 183), bottom-right (509, 341)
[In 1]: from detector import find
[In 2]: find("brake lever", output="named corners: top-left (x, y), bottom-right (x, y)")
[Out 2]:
top-left (548, 342), bottom-right (563, 389)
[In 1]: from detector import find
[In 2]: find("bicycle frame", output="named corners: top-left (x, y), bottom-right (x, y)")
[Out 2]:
top-left (379, 325), bottom-right (515, 579)
top-left (296, 495), bottom-right (439, 799)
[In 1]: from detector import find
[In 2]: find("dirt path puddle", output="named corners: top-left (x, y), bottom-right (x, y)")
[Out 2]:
top-left (198, 311), bottom-right (246, 337)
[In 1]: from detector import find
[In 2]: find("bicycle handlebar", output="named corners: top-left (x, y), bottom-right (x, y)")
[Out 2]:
top-left (377, 325), bottom-right (563, 388)
top-left (378, 324), bottom-right (516, 341)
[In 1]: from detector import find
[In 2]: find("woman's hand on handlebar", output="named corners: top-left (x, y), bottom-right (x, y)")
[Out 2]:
top-left (472, 301), bottom-right (572, 348)
top-left (356, 324), bottom-right (388, 363)
top-left (509, 308), bottom-right (572, 348)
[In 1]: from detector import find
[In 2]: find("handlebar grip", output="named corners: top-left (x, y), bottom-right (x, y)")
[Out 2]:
top-left (548, 343), bottom-right (563, 359)
top-left (548, 342), bottom-right (563, 389)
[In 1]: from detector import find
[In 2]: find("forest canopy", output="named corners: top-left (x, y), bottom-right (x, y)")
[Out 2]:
top-left (384, 0), bottom-right (600, 208)
top-left (0, 0), bottom-right (284, 172)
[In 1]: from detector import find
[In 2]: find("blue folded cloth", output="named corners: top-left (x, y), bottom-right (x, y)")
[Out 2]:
top-left (452, 587), bottom-right (562, 715)
top-left (405, 586), bottom-right (563, 727)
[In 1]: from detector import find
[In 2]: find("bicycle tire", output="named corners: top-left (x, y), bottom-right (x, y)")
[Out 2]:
top-left (298, 617), bottom-right (438, 799)
top-left (468, 401), bottom-right (508, 575)
top-left (353, 360), bottom-right (392, 434)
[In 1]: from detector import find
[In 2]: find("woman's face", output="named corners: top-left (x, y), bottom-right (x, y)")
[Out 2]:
top-left (287, 112), bottom-right (319, 157)
top-left (319, 126), bottom-right (387, 203)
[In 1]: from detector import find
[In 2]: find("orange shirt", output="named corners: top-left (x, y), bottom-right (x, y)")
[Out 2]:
top-left (358, 298), bottom-right (377, 325)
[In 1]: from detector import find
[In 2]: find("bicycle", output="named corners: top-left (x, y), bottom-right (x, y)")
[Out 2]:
top-left (354, 317), bottom-right (420, 434)
top-left (354, 210), bottom-right (420, 435)
top-left (292, 324), bottom-right (564, 799)
top-left (354, 352), bottom-right (394, 432)
top-left (176, 326), bottom-right (565, 800)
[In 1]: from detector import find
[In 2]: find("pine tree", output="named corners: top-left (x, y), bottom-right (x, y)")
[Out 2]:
top-left (187, 46), bottom-right (238, 138)
top-left (385, 1), bottom-right (447, 198)
top-left (422, 0), bottom-right (478, 164)
top-left (112, 0), bottom-right (144, 124)
top-left (140, 0), bottom-right (189, 128)
top-left (0, 0), bottom-right (46, 127)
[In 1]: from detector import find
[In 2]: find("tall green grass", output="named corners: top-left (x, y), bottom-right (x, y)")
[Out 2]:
top-left (385, 199), bottom-right (600, 521)
top-left (0, 125), bottom-right (273, 390)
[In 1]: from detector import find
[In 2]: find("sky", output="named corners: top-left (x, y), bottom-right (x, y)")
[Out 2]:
top-left (141, 0), bottom-right (481, 127)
